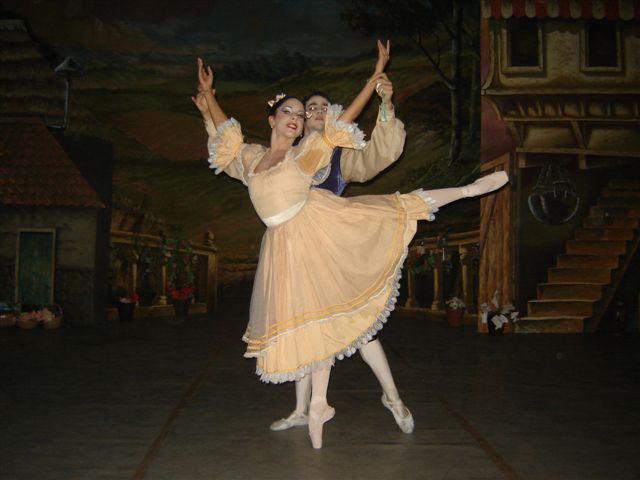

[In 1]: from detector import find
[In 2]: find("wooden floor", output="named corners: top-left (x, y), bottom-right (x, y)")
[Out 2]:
top-left (2, 299), bottom-right (639, 480)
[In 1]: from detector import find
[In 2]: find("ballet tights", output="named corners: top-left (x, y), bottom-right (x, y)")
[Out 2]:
top-left (418, 171), bottom-right (509, 210)
top-left (359, 339), bottom-right (400, 402)
top-left (292, 339), bottom-right (398, 413)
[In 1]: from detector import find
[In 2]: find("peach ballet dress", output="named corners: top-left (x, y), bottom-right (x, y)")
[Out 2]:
top-left (207, 105), bottom-right (436, 383)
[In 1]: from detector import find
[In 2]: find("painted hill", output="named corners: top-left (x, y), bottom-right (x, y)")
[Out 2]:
top-left (76, 52), bottom-right (480, 256)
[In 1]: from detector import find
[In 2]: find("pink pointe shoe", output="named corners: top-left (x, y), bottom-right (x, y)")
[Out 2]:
top-left (308, 401), bottom-right (335, 449)
top-left (461, 171), bottom-right (509, 198)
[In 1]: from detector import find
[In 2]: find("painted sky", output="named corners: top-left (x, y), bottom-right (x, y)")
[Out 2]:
top-left (1, 0), bottom-right (377, 59)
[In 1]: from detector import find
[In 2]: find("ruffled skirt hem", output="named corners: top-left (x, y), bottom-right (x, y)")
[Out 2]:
top-left (242, 188), bottom-right (433, 383)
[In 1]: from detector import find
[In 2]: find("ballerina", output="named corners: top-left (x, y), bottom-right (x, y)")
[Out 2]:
top-left (195, 51), bottom-right (507, 449)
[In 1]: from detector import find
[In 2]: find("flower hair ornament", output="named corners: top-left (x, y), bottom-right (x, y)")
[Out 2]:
top-left (267, 93), bottom-right (286, 107)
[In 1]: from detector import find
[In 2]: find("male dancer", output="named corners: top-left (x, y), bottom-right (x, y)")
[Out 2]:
top-left (269, 75), bottom-right (415, 434)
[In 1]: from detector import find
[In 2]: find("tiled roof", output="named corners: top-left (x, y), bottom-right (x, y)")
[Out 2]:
top-left (482, 0), bottom-right (640, 21)
top-left (0, 118), bottom-right (104, 208)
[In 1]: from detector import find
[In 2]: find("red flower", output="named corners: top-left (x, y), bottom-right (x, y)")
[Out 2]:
top-left (167, 284), bottom-right (194, 301)
top-left (118, 292), bottom-right (139, 304)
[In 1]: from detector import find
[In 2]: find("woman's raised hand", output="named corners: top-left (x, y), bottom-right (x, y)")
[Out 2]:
top-left (194, 58), bottom-right (229, 127)
top-left (197, 57), bottom-right (215, 93)
top-left (374, 40), bottom-right (390, 74)
top-left (191, 91), bottom-right (211, 119)
top-left (374, 73), bottom-right (394, 107)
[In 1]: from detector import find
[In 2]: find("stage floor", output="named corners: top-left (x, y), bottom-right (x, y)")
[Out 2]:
top-left (2, 299), bottom-right (639, 480)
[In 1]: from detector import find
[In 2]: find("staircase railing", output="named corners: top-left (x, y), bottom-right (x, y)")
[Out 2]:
top-left (403, 230), bottom-right (480, 314)
top-left (109, 230), bottom-right (218, 314)
top-left (586, 231), bottom-right (640, 332)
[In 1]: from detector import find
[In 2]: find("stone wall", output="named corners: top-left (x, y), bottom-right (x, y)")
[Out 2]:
top-left (0, 206), bottom-right (105, 325)
top-left (0, 264), bottom-right (14, 301)
top-left (0, 206), bottom-right (98, 268)
top-left (54, 268), bottom-right (97, 326)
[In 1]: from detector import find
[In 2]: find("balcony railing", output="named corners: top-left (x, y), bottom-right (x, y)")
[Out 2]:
top-left (108, 230), bottom-right (218, 319)
top-left (402, 230), bottom-right (480, 317)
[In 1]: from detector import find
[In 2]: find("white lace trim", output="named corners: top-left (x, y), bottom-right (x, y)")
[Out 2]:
top-left (327, 104), bottom-right (366, 150)
top-left (312, 164), bottom-right (331, 186)
top-left (207, 117), bottom-right (240, 174)
top-left (246, 192), bottom-right (414, 384)
top-left (414, 189), bottom-right (439, 222)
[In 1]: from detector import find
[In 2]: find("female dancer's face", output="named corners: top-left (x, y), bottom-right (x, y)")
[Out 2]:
top-left (269, 99), bottom-right (305, 139)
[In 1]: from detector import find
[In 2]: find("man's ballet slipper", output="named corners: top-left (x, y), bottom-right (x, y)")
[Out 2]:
top-left (269, 410), bottom-right (308, 431)
top-left (381, 394), bottom-right (415, 434)
top-left (461, 171), bottom-right (509, 198)
top-left (308, 402), bottom-right (335, 449)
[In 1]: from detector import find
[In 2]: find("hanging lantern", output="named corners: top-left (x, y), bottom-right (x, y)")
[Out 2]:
top-left (527, 162), bottom-right (581, 225)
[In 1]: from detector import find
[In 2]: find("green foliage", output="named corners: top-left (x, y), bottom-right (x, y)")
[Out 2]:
top-left (164, 236), bottom-right (196, 290)
top-left (411, 252), bottom-right (436, 274)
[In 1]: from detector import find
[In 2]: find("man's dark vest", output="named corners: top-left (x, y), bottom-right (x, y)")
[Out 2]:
top-left (316, 147), bottom-right (348, 196)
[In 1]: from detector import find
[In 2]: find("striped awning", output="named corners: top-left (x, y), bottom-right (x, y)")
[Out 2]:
top-left (481, 0), bottom-right (640, 21)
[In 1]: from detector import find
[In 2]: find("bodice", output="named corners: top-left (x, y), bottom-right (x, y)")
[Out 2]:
top-left (247, 153), bottom-right (314, 225)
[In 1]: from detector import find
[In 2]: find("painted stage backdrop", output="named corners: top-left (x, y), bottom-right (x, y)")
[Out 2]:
top-left (1, 0), bottom-right (638, 331)
top-left (0, 0), bottom-right (482, 319)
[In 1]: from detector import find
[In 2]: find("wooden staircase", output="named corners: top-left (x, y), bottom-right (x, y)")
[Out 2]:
top-left (516, 179), bottom-right (640, 333)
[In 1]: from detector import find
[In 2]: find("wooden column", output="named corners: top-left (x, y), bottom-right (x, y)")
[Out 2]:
top-left (128, 251), bottom-right (139, 302)
top-left (431, 249), bottom-right (443, 310)
top-left (478, 153), bottom-right (512, 332)
top-left (459, 244), bottom-right (473, 312)
top-left (404, 270), bottom-right (416, 308)
top-left (158, 259), bottom-right (168, 305)
top-left (203, 231), bottom-right (218, 313)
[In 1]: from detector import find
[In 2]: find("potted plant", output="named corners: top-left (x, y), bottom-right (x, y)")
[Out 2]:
top-left (0, 301), bottom-right (18, 328)
top-left (116, 290), bottom-right (139, 322)
top-left (167, 284), bottom-right (195, 318)
top-left (480, 289), bottom-right (519, 335)
top-left (165, 238), bottom-right (197, 318)
top-left (16, 305), bottom-right (63, 329)
top-left (137, 238), bottom-right (164, 307)
top-left (445, 296), bottom-right (465, 328)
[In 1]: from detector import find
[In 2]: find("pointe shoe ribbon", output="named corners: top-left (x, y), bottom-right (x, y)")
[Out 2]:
top-left (269, 410), bottom-right (308, 431)
top-left (308, 402), bottom-right (335, 449)
top-left (381, 394), bottom-right (415, 434)
top-left (461, 171), bottom-right (509, 198)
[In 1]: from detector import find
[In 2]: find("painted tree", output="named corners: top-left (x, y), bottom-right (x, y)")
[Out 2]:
top-left (343, 0), bottom-right (479, 165)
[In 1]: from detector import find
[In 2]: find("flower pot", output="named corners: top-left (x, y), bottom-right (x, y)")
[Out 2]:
top-left (487, 313), bottom-right (504, 335)
top-left (117, 301), bottom-right (135, 322)
top-left (17, 315), bottom-right (38, 329)
top-left (446, 308), bottom-right (464, 328)
top-left (172, 298), bottom-right (191, 319)
top-left (0, 312), bottom-right (17, 328)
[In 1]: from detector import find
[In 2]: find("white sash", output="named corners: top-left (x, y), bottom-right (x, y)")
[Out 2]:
top-left (262, 201), bottom-right (306, 227)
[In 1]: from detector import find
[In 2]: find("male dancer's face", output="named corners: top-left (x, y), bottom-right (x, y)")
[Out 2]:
top-left (303, 95), bottom-right (329, 135)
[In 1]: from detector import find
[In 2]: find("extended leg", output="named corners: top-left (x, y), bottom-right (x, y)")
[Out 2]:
top-left (269, 374), bottom-right (311, 431)
top-left (360, 339), bottom-right (414, 433)
top-left (420, 171), bottom-right (508, 211)
top-left (308, 366), bottom-right (335, 449)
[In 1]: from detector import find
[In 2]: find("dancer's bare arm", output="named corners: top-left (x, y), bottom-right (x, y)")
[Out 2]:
top-left (341, 40), bottom-right (390, 123)
top-left (196, 57), bottom-right (229, 127)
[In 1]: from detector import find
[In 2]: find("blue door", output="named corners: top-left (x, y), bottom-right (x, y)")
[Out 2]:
top-left (16, 230), bottom-right (56, 306)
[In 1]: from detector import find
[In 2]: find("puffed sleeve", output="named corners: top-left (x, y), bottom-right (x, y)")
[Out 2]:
top-left (339, 106), bottom-right (406, 183)
top-left (295, 104), bottom-right (366, 176)
top-left (206, 118), bottom-right (256, 185)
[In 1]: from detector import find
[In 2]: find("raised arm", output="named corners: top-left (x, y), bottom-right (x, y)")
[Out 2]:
top-left (196, 57), bottom-right (229, 127)
top-left (340, 40), bottom-right (390, 123)
top-left (340, 78), bottom-right (405, 182)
